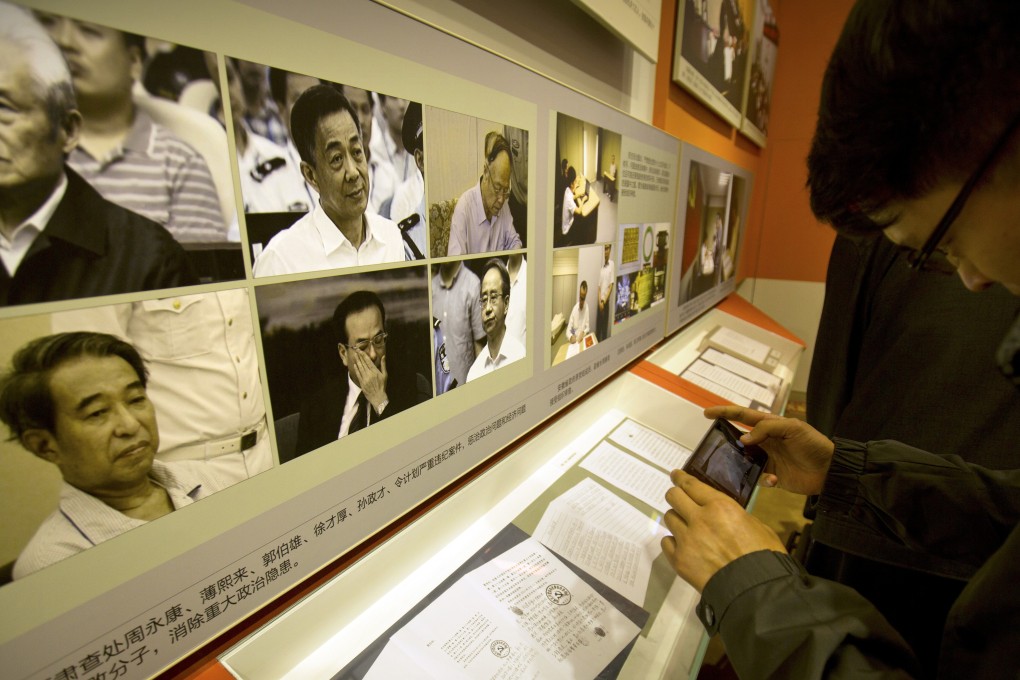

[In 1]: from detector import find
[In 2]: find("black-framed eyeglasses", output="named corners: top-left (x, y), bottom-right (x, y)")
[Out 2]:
top-left (908, 112), bottom-right (1020, 273)
top-left (339, 332), bottom-right (387, 352)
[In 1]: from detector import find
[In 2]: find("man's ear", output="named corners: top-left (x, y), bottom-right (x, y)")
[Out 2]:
top-left (60, 110), bottom-right (83, 155)
top-left (21, 429), bottom-right (59, 463)
top-left (300, 160), bottom-right (319, 194)
top-left (337, 342), bottom-right (349, 368)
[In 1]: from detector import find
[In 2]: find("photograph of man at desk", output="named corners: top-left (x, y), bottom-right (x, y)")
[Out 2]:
top-left (553, 113), bottom-right (620, 248)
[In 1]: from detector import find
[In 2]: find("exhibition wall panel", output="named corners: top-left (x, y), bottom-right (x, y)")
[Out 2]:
top-left (0, 1), bottom-right (682, 679)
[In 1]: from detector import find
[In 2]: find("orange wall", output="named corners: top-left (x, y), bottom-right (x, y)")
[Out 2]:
top-left (654, 0), bottom-right (856, 283)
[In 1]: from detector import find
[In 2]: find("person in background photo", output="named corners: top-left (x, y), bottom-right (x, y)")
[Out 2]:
top-left (227, 58), bottom-right (311, 214)
top-left (597, 243), bottom-right (614, 341)
top-left (391, 100), bottom-right (426, 260)
top-left (0, 3), bottom-right (196, 306)
top-left (432, 260), bottom-right (485, 392)
top-left (35, 10), bottom-right (227, 242)
top-left (252, 85), bottom-right (404, 276)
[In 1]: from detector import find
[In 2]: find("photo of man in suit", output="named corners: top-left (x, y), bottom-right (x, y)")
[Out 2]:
top-left (295, 290), bottom-right (421, 455)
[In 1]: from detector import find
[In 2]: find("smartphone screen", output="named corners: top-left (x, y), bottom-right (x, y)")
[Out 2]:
top-left (683, 418), bottom-right (768, 507)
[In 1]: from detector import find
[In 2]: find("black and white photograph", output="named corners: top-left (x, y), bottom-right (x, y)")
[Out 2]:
top-left (553, 113), bottom-right (620, 248)
top-left (0, 289), bottom-right (267, 584)
top-left (426, 107), bottom-right (528, 257)
top-left (239, 60), bottom-right (427, 277)
top-left (254, 267), bottom-right (433, 462)
top-left (0, 4), bottom-right (243, 307)
top-left (432, 254), bottom-right (526, 388)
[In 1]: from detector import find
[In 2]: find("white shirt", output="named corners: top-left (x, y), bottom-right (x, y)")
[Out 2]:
top-left (506, 258), bottom-right (527, 347)
top-left (562, 186), bottom-right (578, 235)
top-left (369, 156), bottom-right (400, 220)
top-left (568, 301), bottom-right (590, 341)
top-left (13, 460), bottom-right (228, 579)
top-left (237, 130), bottom-right (313, 214)
top-left (253, 203), bottom-right (405, 277)
top-left (599, 259), bottom-right (616, 304)
top-left (466, 333), bottom-right (526, 382)
top-left (0, 172), bottom-right (67, 276)
top-left (51, 290), bottom-right (271, 484)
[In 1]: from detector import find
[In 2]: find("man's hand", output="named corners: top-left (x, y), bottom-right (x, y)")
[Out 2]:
top-left (661, 470), bottom-right (786, 592)
top-left (704, 405), bottom-right (834, 496)
top-left (349, 351), bottom-right (388, 410)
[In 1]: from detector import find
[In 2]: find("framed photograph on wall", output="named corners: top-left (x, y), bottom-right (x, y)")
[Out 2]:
top-left (672, 0), bottom-right (754, 127)
top-left (740, 0), bottom-right (779, 147)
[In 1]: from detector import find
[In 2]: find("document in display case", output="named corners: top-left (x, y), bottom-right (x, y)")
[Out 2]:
top-left (218, 372), bottom-right (720, 680)
top-left (646, 295), bottom-right (804, 415)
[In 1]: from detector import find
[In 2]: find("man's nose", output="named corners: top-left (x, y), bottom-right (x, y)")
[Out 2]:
top-left (111, 404), bottom-right (143, 436)
top-left (956, 260), bottom-right (994, 292)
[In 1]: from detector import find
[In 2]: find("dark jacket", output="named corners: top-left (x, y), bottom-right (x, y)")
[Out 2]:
top-left (0, 168), bottom-right (196, 306)
top-left (699, 316), bottom-right (1020, 679)
top-left (294, 361), bottom-right (426, 458)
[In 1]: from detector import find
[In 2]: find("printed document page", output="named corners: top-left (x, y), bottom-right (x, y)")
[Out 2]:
top-left (533, 478), bottom-right (667, 605)
top-left (608, 419), bottom-right (692, 471)
top-left (579, 441), bottom-right (673, 513)
top-left (366, 539), bottom-right (640, 679)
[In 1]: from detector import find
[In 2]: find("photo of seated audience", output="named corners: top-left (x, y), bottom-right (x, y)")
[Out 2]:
top-left (254, 268), bottom-right (433, 462)
top-left (553, 114), bottom-right (620, 248)
top-left (425, 108), bottom-right (526, 257)
top-left (0, 297), bottom-right (267, 583)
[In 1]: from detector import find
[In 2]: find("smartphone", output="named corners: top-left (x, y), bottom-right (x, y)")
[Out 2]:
top-left (682, 418), bottom-right (768, 507)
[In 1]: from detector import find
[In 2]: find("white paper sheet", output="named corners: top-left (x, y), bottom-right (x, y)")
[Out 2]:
top-left (579, 441), bottom-right (673, 513)
top-left (680, 370), bottom-right (752, 407)
top-left (376, 539), bottom-right (641, 679)
top-left (709, 326), bottom-right (772, 364)
top-left (687, 359), bottom-right (776, 405)
top-left (609, 419), bottom-right (692, 472)
top-left (533, 479), bottom-right (666, 605)
top-left (702, 348), bottom-right (782, 390)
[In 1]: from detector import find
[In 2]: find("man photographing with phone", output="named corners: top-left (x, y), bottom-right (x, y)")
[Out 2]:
top-left (661, 0), bottom-right (1020, 677)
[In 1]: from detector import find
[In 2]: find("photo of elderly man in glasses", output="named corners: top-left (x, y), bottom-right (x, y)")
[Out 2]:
top-left (447, 131), bottom-right (524, 256)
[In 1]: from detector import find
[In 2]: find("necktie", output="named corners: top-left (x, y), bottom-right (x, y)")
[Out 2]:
top-left (349, 393), bottom-right (369, 433)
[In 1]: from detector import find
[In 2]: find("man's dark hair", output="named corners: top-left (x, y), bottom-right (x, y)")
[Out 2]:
top-left (267, 67), bottom-right (292, 108)
top-left (332, 291), bottom-right (386, 345)
top-left (401, 101), bottom-right (423, 155)
top-left (580, 280), bottom-right (588, 293)
top-left (0, 333), bottom-right (148, 439)
top-left (290, 84), bottom-right (362, 166)
top-left (807, 0), bottom-right (1020, 235)
top-left (120, 30), bottom-right (146, 55)
top-left (566, 166), bottom-right (577, 186)
top-left (483, 258), bottom-right (511, 298)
